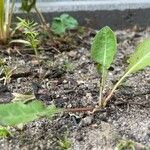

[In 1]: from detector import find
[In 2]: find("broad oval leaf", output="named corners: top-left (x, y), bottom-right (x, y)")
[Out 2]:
top-left (91, 26), bottom-right (117, 72)
top-left (0, 101), bottom-right (59, 126)
top-left (126, 39), bottom-right (150, 74)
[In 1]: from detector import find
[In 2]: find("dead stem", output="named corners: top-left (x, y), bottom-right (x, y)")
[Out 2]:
top-left (34, 6), bottom-right (54, 43)
top-left (64, 106), bottom-right (105, 113)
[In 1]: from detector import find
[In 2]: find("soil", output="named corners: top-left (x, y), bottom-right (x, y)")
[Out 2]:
top-left (0, 26), bottom-right (149, 150)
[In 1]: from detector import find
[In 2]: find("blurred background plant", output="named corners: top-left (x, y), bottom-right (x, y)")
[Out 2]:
top-left (0, 0), bottom-right (15, 44)
top-left (51, 13), bottom-right (78, 35)
top-left (16, 17), bottom-right (39, 56)
top-left (0, 58), bottom-right (16, 85)
top-left (20, 0), bottom-right (54, 41)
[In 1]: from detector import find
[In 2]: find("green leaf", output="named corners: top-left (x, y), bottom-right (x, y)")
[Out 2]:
top-left (51, 18), bottom-right (66, 35)
top-left (51, 13), bottom-right (78, 35)
top-left (0, 101), bottom-right (59, 126)
top-left (104, 39), bottom-right (150, 107)
top-left (116, 140), bottom-right (135, 150)
top-left (58, 138), bottom-right (72, 150)
top-left (91, 26), bottom-right (117, 71)
top-left (0, 126), bottom-right (10, 138)
top-left (126, 38), bottom-right (150, 74)
top-left (60, 14), bottom-right (78, 30)
top-left (91, 26), bottom-right (117, 106)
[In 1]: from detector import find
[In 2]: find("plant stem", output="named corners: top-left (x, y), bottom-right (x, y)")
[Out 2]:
top-left (6, 0), bottom-right (15, 40)
top-left (103, 71), bottom-right (130, 107)
top-left (4, 0), bottom-right (10, 42)
top-left (64, 107), bottom-right (94, 113)
top-left (98, 81), bottom-right (103, 106)
top-left (64, 107), bottom-right (105, 113)
top-left (98, 71), bottom-right (107, 107)
top-left (33, 47), bottom-right (42, 79)
top-left (0, 0), bottom-right (14, 43)
top-left (34, 6), bottom-right (54, 42)
top-left (34, 6), bottom-right (45, 26)
top-left (0, 0), bottom-right (4, 42)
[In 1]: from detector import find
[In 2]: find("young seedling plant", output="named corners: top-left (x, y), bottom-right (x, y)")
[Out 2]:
top-left (0, 26), bottom-right (149, 135)
top-left (51, 13), bottom-right (78, 35)
top-left (20, 0), bottom-right (54, 42)
top-left (11, 17), bottom-right (43, 78)
top-left (91, 26), bottom-right (150, 108)
top-left (16, 17), bottom-right (39, 57)
top-left (0, 58), bottom-right (17, 85)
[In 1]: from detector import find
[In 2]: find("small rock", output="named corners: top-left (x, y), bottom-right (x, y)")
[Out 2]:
top-left (17, 78), bottom-right (21, 84)
top-left (79, 116), bottom-right (93, 127)
top-left (31, 60), bottom-right (39, 65)
top-left (76, 134), bottom-right (84, 141)
top-left (63, 80), bottom-right (68, 84)
top-left (86, 93), bottom-right (92, 101)
top-left (68, 51), bottom-right (77, 57)
top-left (77, 80), bottom-right (85, 85)
top-left (91, 124), bottom-right (98, 128)
top-left (78, 70), bottom-right (82, 74)
top-left (67, 104), bottom-right (72, 108)
top-left (132, 25), bottom-right (140, 32)
top-left (81, 56), bottom-right (86, 61)
top-left (18, 60), bottom-right (25, 65)
top-left (79, 47), bottom-right (85, 53)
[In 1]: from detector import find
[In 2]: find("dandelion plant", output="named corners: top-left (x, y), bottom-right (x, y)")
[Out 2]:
top-left (91, 26), bottom-right (150, 108)
top-left (91, 26), bottom-right (117, 107)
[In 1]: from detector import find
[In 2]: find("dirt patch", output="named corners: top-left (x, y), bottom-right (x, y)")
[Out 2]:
top-left (0, 27), bottom-right (149, 150)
